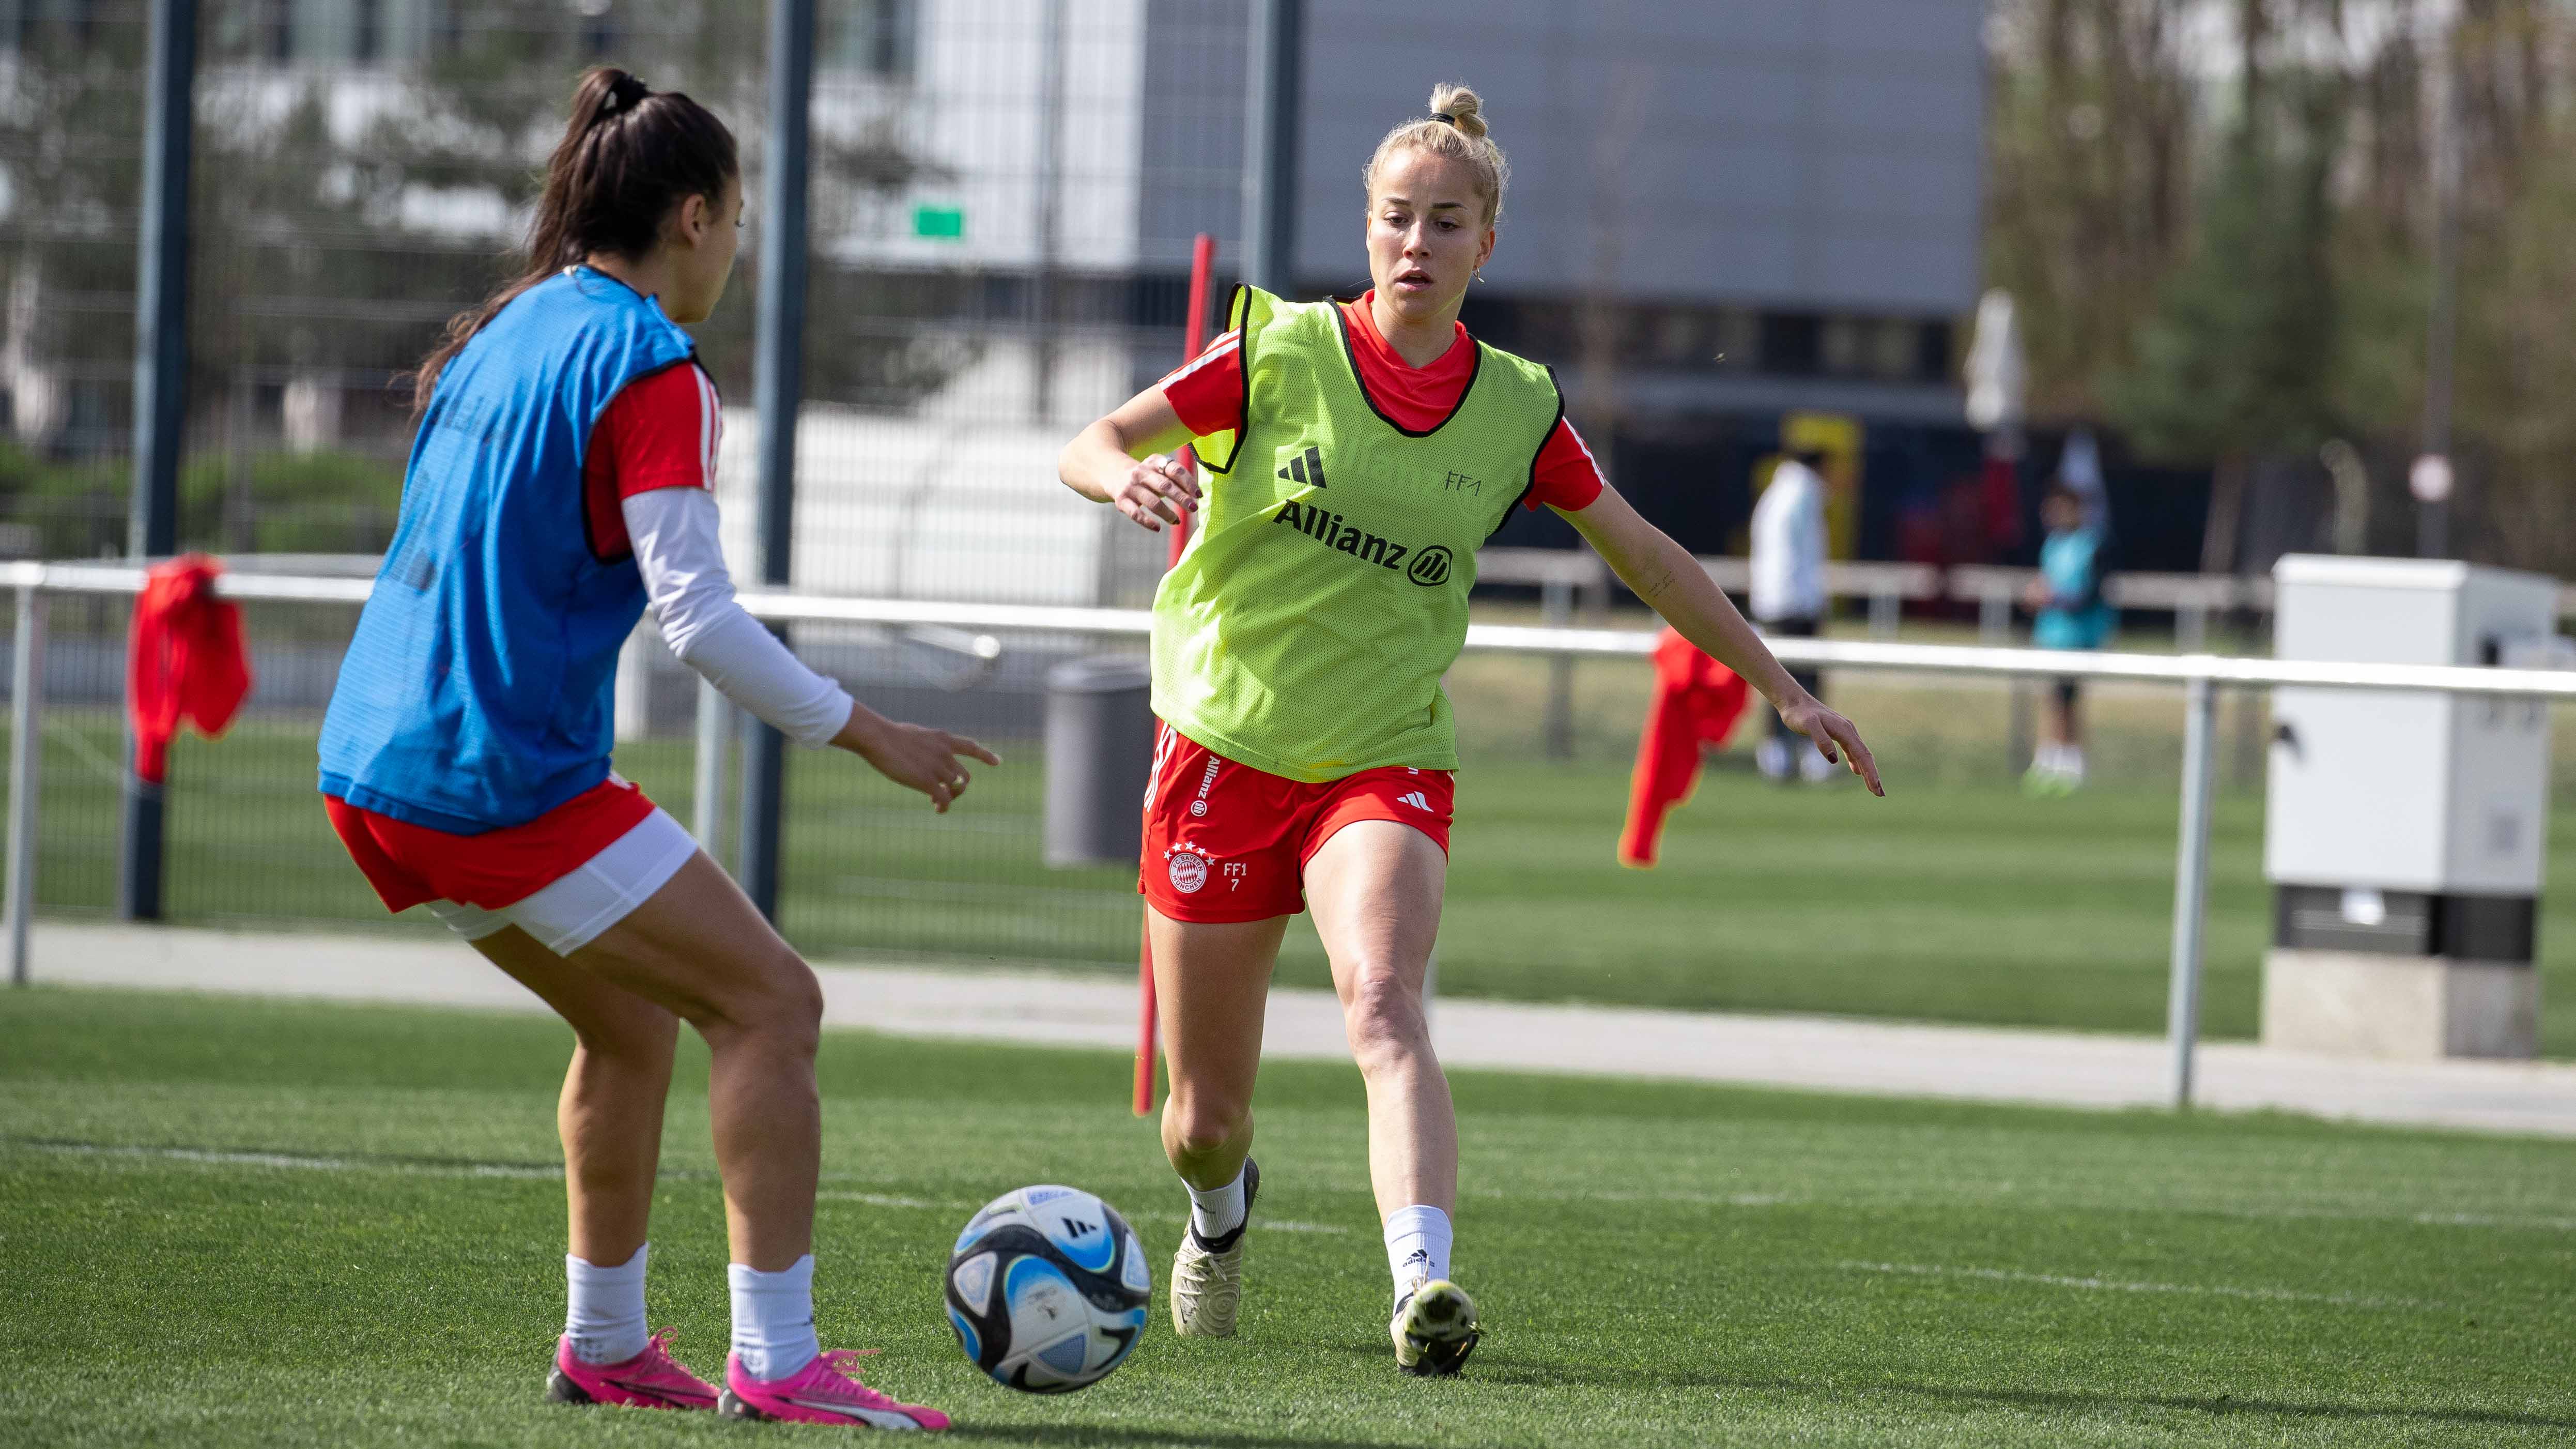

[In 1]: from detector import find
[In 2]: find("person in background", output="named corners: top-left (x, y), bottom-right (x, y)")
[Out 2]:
top-left (2023, 480), bottom-right (2117, 793)
top-left (2057, 427), bottom-right (2111, 536)
top-left (1749, 448), bottom-right (1835, 783)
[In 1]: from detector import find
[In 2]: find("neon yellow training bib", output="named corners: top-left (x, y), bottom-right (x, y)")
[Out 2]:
top-left (1151, 287), bottom-right (1565, 782)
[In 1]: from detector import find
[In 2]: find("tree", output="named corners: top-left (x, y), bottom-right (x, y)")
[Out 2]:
top-left (1982, 0), bottom-right (2198, 422)
top-left (2104, 66), bottom-right (2346, 573)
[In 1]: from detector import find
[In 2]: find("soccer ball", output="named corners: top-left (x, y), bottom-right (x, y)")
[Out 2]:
top-left (945, 1184), bottom-right (1150, 1393)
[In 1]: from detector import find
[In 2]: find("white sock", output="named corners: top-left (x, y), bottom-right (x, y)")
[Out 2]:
top-left (1187, 1166), bottom-right (1247, 1243)
top-left (2063, 746), bottom-right (2087, 781)
top-left (729, 1254), bottom-right (820, 1381)
top-left (1383, 1205), bottom-right (1453, 1299)
top-left (564, 1243), bottom-right (652, 1365)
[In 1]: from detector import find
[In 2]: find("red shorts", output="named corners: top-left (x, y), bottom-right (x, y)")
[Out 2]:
top-left (325, 776), bottom-right (658, 912)
top-left (1139, 725), bottom-right (1455, 923)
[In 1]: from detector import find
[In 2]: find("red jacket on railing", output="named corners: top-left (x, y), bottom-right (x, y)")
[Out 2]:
top-left (1617, 627), bottom-right (1750, 869)
top-left (127, 554), bottom-right (253, 785)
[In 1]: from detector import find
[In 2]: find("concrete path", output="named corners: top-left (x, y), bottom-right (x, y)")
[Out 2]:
top-left (20, 921), bottom-right (2576, 1139)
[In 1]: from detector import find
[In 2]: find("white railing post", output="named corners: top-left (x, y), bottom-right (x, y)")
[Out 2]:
top-left (2166, 672), bottom-right (2219, 1107)
top-left (2179, 599), bottom-right (2209, 653)
top-left (8, 584), bottom-right (45, 986)
top-left (1869, 583), bottom-right (1899, 639)
top-left (1978, 583), bottom-right (2011, 644)
top-left (692, 676), bottom-right (733, 856)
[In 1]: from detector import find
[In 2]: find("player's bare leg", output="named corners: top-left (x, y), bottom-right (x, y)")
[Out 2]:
top-left (549, 854), bottom-right (946, 1426)
top-left (1305, 821), bottom-right (1453, 1217)
top-left (1150, 908), bottom-right (1286, 1336)
top-left (568, 854), bottom-right (824, 1273)
top-left (1304, 821), bottom-right (1478, 1375)
top-left (475, 929), bottom-right (680, 1269)
top-left (475, 922), bottom-right (715, 1409)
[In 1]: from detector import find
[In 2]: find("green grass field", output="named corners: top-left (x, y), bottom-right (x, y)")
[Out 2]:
top-left (4, 988), bottom-right (2572, 1447)
top-left (14, 681), bottom-right (2576, 1055)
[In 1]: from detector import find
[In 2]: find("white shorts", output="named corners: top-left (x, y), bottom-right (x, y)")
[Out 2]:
top-left (425, 807), bottom-right (699, 957)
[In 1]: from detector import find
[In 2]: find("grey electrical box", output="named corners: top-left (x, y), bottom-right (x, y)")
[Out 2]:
top-left (1043, 656), bottom-right (1153, 869)
top-left (2262, 556), bottom-right (2558, 1059)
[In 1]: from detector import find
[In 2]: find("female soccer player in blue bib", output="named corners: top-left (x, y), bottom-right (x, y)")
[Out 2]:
top-left (1061, 84), bottom-right (1881, 1374)
top-left (318, 69), bottom-right (986, 1429)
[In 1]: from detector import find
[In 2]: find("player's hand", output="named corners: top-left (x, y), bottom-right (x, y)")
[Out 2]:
top-left (1780, 696), bottom-right (1884, 796)
top-left (834, 705), bottom-right (1003, 812)
top-left (2021, 577), bottom-right (2051, 611)
top-left (1110, 453), bottom-right (1200, 533)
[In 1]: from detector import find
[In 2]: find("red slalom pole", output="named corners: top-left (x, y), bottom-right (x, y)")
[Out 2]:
top-left (1136, 232), bottom-right (1218, 1117)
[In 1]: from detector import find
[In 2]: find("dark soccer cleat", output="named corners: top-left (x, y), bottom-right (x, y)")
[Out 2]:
top-left (1391, 1279), bottom-right (1480, 1377)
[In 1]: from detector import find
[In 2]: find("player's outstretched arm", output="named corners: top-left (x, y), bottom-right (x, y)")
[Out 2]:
top-left (1563, 486), bottom-right (1884, 795)
top-left (829, 701), bottom-right (1002, 814)
top-left (1059, 386), bottom-right (1202, 533)
top-left (624, 488), bottom-right (1001, 813)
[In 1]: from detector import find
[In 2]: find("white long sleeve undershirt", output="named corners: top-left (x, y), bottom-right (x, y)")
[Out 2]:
top-left (622, 486), bottom-right (855, 748)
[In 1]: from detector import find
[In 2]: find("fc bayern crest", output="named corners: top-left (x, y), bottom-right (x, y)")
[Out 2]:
top-left (1167, 851), bottom-right (1208, 893)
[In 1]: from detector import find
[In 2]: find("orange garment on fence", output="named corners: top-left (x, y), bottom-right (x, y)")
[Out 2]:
top-left (127, 554), bottom-right (252, 785)
top-left (1617, 627), bottom-right (1750, 868)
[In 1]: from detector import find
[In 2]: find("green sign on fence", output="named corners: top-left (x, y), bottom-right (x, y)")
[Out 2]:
top-left (913, 205), bottom-right (965, 240)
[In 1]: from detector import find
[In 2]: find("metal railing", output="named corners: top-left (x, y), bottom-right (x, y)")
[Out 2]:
top-left (7, 558), bottom-right (2573, 1108)
top-left (1497, 546), bottom-right (2576, 655)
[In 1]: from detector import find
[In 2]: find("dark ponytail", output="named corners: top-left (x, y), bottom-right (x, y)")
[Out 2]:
top-left (406, 67), bottom-right (738, 415)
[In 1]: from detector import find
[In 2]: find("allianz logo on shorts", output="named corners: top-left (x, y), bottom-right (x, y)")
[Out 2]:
top-left (1273, 499), bottom-right (1452, 587)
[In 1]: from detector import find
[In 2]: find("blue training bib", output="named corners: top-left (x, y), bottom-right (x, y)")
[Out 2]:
top-left (318, 268), bottom-right (698, 832)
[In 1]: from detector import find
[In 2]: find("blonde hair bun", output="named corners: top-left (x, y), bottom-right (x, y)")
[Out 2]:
top-left (1363, 81), bottom-right (1510, 227)
top-left (1428, 83), bottom-right (1487, 140)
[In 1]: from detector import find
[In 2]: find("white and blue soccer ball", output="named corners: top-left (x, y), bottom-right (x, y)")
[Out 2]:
top-left (945, 1184), bottom-right (1150, 1393)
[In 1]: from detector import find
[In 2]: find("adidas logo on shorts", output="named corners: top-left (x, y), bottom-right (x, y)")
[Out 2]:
top-left (1397, 791), bottom-right (1431, 812)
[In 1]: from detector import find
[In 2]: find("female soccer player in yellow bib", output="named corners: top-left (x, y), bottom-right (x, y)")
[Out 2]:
top-left (1059, 84), bottom-right (1881, 1375)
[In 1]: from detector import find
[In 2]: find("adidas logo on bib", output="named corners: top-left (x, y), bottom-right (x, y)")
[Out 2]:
top-left (1277, 444), bottom-right (1328, 488)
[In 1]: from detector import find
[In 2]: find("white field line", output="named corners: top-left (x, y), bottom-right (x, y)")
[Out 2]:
top-left (1835, 1260), bottom-right (2439, 1311)
top-left (2401, 1209), bottom-right (2576, 1232)
top-left (12, 1141), bottom-right (986, 1211)
top-left (1470, 1183), bottom-right (2576, 1233)
top-left (816, 1190), bottom-right (940, 1210)
top-left (1137, 1210), bottom-right (1352, 1235)
top-left (13, 1139), bottom-right (562, 1179)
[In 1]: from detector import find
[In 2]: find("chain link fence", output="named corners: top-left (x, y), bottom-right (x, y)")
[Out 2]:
top-left (0, 2), bottom-right (1235, 596)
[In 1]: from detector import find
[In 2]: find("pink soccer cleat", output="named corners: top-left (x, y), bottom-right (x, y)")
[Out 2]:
top-left (719, 1349), bottom-right (951, 1430)
top-left (545, 1328), bottom-right (719, 1411)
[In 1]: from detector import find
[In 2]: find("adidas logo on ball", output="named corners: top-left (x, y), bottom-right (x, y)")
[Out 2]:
top-left (945, 1185), bottom-right (1149, 1394)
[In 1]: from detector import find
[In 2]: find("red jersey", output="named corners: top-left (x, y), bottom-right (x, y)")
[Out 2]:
top-left (1159, 292), bottom-right (1606, 513)
top-left (582, 360), bottom-right (724, 557)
